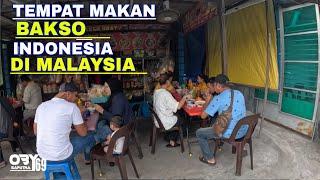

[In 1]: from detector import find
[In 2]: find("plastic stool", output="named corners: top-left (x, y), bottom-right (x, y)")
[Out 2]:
top-left (44, 159), bottom-right (80, 180)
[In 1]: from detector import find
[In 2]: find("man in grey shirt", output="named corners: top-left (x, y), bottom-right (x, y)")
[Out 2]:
top-left (20, 75), bottom-right (42, 121)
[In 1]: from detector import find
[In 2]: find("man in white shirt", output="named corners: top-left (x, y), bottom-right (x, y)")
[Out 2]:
top-left (153, 73), bottom-right (190, 148)
top-left (34, 83), bottom-right (95, 165)
top-left (20, 75), bottom-right (42, 121)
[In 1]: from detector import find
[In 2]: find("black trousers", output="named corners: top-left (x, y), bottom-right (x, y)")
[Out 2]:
top-left (166, 119), bottom-right (181, 142)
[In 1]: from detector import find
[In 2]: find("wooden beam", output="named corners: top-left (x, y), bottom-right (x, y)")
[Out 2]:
top-left (258, 0), bottom-right (271, 137)
top-left (218, 0), bottom-right (228, 74)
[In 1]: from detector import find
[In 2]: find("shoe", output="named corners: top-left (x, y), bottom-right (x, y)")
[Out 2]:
top-left (166, 143), bottom-right (180, 148)
top-left (199, 156), bottom-right (216, 166)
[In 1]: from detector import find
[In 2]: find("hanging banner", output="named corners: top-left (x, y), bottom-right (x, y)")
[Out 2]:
top-left (87, 24), bottom-right (170, 32)
top-left (183, 1), bottom-right (217, 34)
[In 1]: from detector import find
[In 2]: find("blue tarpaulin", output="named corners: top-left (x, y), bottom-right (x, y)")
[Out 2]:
top-left (185, 25), bottom-right (206, 79)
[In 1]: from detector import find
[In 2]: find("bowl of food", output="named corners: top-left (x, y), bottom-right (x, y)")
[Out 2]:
top-left (195, 100), bottom-right (206, 106)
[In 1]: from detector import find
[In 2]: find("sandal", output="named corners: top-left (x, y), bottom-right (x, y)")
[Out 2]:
top-left (199, 156), bottom-right (216, 166)
top-left (166, 143), bottom-right (180, 148)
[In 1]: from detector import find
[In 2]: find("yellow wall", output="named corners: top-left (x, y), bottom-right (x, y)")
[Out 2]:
top-left (207, 2), bottom-right (279, 89)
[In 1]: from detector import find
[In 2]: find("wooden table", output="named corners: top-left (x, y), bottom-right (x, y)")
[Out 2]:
top-left (183, 105), bottom-right (204, 156)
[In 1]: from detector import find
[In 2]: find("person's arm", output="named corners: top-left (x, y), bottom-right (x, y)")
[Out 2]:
top-left (95, 95), bottom-right (125, 122)
top-left (74, 123), bottom-right (87, 137)
top-left (72, 106), bottom-right (87, 136)
top-left (34, 107), bottom-right (40, 136)
top-left (177, 95), bottom-right (188, 110)
top-left (23, 86), bottom-right (31, 104)
top-left (203, 93), bottom-right (213, 110)
top-left (33, 122), bottom-right (37, 135)
top-left (201, 96), bottom-right (219, 120)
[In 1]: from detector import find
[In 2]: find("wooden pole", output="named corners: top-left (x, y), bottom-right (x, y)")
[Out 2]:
top-left (258, 0), bottom-right (271, 137)
top-left (218, 0), bottom-right (228, 75)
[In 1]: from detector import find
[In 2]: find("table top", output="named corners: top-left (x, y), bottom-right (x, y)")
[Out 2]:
top-left (183, 105), bottom-right (204, 117)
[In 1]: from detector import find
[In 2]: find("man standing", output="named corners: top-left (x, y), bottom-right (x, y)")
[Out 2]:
top-left (20, 75), bottom-right (42, 121)
top-left (196, 74), bottom-right (247, 165)
top-left (34, 83), bottom-right (95, 165)
top-left (153, 73), bottom-right (190, 148)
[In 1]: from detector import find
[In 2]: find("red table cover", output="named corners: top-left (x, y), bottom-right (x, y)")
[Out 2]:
top-left (183, 105), bottom-right (204, 117)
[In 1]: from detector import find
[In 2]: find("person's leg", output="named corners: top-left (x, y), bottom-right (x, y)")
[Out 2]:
top-left (94, 124), bottom-right (112, 143)
top-left (166, 131), bottom-right (179, 147)
top-left (51, 155), bottom-right (75, 179)
top-left (22, 109), bottom-right (36, 137)
top-left (0, 133), bottom-right (6, 167)
top-left (196, 127), bottom-right (218, 163)
top-left (0, 144), bottom-right (5, 168)
top-left (22, 109), bottom-right (36, 121)
top-left (167, 120), bottom-right (181, 147)
top-left (70, 132), bottom-right (96, 161)
top-left (97, 119), bottom-right (107, 129)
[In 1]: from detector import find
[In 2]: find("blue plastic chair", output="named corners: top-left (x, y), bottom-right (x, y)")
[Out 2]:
top-left (44, 159), bottom-right (80, 180)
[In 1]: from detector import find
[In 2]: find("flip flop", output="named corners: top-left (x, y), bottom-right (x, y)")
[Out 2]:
top-left (166, 143), bottom-right (180, 148)
top-left (199, 156), bottom-right (216, 166)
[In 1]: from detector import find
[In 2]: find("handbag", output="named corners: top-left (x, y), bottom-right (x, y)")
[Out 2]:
top-left (213, 90), bottom-right (234, 137)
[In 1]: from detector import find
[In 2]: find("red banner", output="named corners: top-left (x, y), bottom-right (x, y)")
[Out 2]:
top-left (183, 2), bottom-right (217, 34)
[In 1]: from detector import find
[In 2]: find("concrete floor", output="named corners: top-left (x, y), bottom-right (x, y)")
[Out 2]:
top-left (1, 119), bottom-right (320, 179)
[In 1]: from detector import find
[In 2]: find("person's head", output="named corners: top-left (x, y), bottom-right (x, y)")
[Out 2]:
top-left (106, 78), bottom-right (123, 95)
top-left (63, 82), bottom-right (79, 102)
top-left (20, 75), bottom-right (31, 87)
top-left (197, 74), bottom-right (208, 84)
top-left (214, 74), bottom-right (230, 93)
top-left (167, 71), bottom-right (174, 82)
top-left (110, 115), bottom-right (123, 131)
top-left (207, 77), bottom-right (216, 94)
top-left (65, 75), bottom-right (73, 83)
top-left (159, 73), bottom-right (171, 88)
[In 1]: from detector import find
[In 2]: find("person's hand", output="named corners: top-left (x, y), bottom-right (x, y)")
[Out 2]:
top-left (13, 122), bottom-right (19, 128)
top-left (106, 135), bottom-right (111, 144)
top-left (94, 104), bottom-right (104, 114)
top-left (79, 106), bottom-right (86, 114)
top-left (204, 93), bottom-right (212, 102)
top-left (184, 94), bottom-right (192, 100)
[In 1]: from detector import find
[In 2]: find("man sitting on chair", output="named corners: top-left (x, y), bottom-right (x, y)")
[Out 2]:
top-left (196, 74), bottom-right (248, 166)
top-left (153, 73), bottom-right (190, 148)
top-left (34, 82), bottom-right (96, 167)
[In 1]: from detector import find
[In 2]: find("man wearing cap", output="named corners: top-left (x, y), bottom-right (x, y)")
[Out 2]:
top-left (34, 82), bottom-right (95, 165)
top-left (196, 74), bottom-right (248, 165)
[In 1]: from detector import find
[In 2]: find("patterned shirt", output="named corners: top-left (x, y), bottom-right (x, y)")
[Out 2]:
top-left (205, 89), bottom-right (248, 139)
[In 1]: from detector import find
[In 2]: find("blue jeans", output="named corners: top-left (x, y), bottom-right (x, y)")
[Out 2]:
top-left (52, 132), bottom-right (95, 179)
top-left (70, 131), bottom-right (96, 161)
top-left (94, 122), bottom-right (112, 143)
top-left (52, 127), bottom-right (112, 180)
top-left (196, 127), bottom-right (219, 160)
